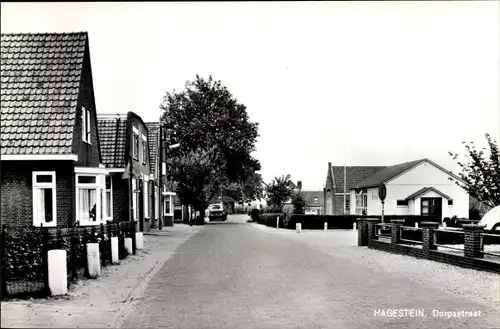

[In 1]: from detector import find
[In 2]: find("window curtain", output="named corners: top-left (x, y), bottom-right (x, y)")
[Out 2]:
top-left (79, 189), bottom-right (97, 222)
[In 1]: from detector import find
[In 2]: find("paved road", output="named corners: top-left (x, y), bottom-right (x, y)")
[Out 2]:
top-left (121, 215), bottom-right (499, 329)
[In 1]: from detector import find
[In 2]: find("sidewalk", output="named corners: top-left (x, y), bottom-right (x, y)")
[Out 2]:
top-left (1, 224), bottom-right (202, 328)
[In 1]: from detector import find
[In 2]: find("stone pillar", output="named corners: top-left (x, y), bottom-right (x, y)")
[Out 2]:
top-left (391, 219), bottom-right (405, 244)
top-left (366, 218), bottom-right (380, 245)
top-left (420, 221), bottom-right (440, 251)
top-left (48, 250), bottom-right (67, 296)
top-left (463, 224), bottom-right (485, 259)
top-left (124, 237), bottom-right (133, 255)
top-left (86, 243), bottom-right (101, 278)
top-left (135, 232), bottom-right (144, 250)
top-left (111, 237), bottom-right (119, 264)
top-left (357, 219), bottom-right (368, 246)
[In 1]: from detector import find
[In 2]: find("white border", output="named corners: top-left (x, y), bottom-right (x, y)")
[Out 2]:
top-left (32, 171), bottom-right (57, 227)
top-left (75, 166), bottom-right (109, 175)
top-left (2, 154), bottom-right (78, 161)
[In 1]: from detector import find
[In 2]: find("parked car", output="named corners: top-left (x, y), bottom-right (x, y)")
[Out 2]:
top-left (478, 205), bottom-right (500, 231)
top-left (209, 203), bottom-right (227, 221)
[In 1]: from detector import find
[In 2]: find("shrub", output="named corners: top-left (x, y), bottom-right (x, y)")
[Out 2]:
top-left (256, 213), bottom-right (286, 228)
top-left (250, 208), bottom-right (260, 222)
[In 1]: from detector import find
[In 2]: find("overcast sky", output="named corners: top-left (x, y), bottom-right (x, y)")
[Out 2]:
top-left (2, 2), bottom-right (499, 190)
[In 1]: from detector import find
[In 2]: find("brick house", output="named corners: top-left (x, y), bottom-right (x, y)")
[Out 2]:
top-left (302, 191), bottom-right (324, 215)
top-left (97, 112), bottom-right (151, 232)
top-left (323, 163), bottom-right (386, 215)
top-left (348, 158), bottom-right (469, 222)
top-left (145, 122), bottom-right (176, 227)
top-left (1, 32), bottom-right (110, 228)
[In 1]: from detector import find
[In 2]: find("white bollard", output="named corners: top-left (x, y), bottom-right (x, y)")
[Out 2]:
top-left (442, 221), bottom-right (447, 228)
top-left (299, 223), bottom-right (302, 232)
top-left (276, 217), bottom-right (279, 229)
top-left (48, 249), bottom-right (67, 296)
top-left (86, 243), bottom-right (101, 278)
top-left (353, 221), bottom-right (357, 230)
top-left (124, 237), bottom-right (133, 255)
top-left (415, 222), bottom-right (419, 228)
top-left (111, 237), bottom-right (119, 264)
top-left (324, 222), bottom-right (328, 231)
top-left (135, 232), bottom-right (144, 250)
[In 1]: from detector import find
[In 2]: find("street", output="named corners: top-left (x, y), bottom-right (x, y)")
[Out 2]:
top-left (120, 215), bottom-right (499, 329)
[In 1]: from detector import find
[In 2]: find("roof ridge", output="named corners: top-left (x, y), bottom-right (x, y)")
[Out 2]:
top-left (1, 31), bottom-right (88, 36)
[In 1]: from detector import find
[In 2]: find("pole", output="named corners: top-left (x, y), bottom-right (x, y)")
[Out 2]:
top-left (344, 142), bottom-right (347, 215)
top-left (158, 123), bottom-right (163, 230)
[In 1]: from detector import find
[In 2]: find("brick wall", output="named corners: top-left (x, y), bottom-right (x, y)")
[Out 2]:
top-left (111, 173), bottom-right (129, 222)
top-left (73, 42), bottom-right (101, 168)
top-left (1, 161), bottom-right (75, 228)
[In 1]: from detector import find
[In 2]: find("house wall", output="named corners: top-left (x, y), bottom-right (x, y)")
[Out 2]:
top-left (1, 161), bottom-right (75, 228)
top-left (73, 43), bottom-right (101, 168)
top-left (111, 173), bottom-right (129, 222)
top-left (360, 161), bottom-right (468, 220)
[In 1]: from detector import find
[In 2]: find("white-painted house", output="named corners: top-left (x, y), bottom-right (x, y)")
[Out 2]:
top-left (349, 158), bottom-right (468, 222)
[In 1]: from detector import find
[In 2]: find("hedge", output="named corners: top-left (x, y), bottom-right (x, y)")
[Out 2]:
top-left (256, 213), bottom-right (286, 228)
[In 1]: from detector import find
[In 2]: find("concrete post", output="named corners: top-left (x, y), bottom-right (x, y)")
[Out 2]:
top-left (277, 217), bottom-right (279, 229)
top-left (357, 219), bottom-right (368, 246)
top-left (86, 243), bottom-right (101, 278)
top-left (135, 232), bottom-right (144, 250)
top-left (420, 221), bottom-right (440, 251)
top-left (324, 222), bottom-right (328, 231)
top-left (463, 224), bottom-right (485, 258)
top-left (366, 218), bottom-right (380, 245)
top-left (124, 238), bottom-right (133, 255)
top-left (391, 219), bottom-right (405, 244)
top-left (111, 237), bottom-right (119, 264)
top-left (48, 250), bottom-right (67, 296)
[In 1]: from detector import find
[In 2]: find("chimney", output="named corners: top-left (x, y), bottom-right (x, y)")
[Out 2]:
top-left (297, 181), bottom-right (302, 190)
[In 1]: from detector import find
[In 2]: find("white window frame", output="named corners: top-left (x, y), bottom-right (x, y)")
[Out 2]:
top-left (81, 106), bottom-right (91, 144)
top-left (143, 179), bottom-right (149, 219)
top-left (103, 175), bottom-right (113, 221)
top-left (141, 135), bottom-right (148, 165)
top-left (355, 190), bottom-right (368, 216)
top-left (164, 195), bottom-right (173, 216)
top-left (32, 171), bottom-right (57, 227)
top-left (133, 133), bottom-right (139, 160)
top-left (132, 178), bottom-right (139, 221)
top-left (75, 173), bottom-right (106, 226)
top-left (155, 188), bottom-right (159, 220)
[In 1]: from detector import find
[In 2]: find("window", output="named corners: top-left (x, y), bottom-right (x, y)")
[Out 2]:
top-left (164, 195), bottom-right (173, 216)
top-left (421, 199), bottom-right (430, 215)
top-left (103, 176), bottom-right (112, 219)
top-left (133, 133), bottom-right (139, 160)
top-left (132, 178), bottom-right (140, 221)
top-left (355, 190), bottom-right (367, 215)
top-left (397, 200), bottom-right (409, 206)
top-left (143, 179), bottom-right (149, 218)
top-left (81, 107), bottom-right (91, 144)
top-left (372, 193), bottom-right (379, 201)
top-left (141, 135), bottom-right (148, 164)
top-left (76, 174), bottom-right (105, 225)
top-left (32, 172), bottom-right (56, 227)
top-left (345, 195), bottom-right (350, 213)
top-left (448, 200), bottom-right (453, 206)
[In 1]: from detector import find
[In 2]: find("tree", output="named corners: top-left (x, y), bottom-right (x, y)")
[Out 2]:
top-left (264, 174), bottom-right (294, 211)
top-left (449, 133), bottom-right (500, 209)
top-left (160, 75), bottom-right (261, 224)
top-left (291, 192), bottom-right (308, 214)
top-left (221, 172), bottom-right (264, 213)
top-left (167, 147), bottom-right (224, 224)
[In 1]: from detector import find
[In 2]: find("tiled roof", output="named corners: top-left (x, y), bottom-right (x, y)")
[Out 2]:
top-left (145, 122), bottom-right (159, 175)
top-left (302, 190), bottom-right (324, 207)
top-left (1, 32), bottom-right (87, 155)
top-left (406, 187), bottom-right (452, 200)
top-left (97, 115), bottom-right (128, 168)
top-left (353, 159), bottom-right (424, 189)
top-left (332, 166), bottom-right (386, 193)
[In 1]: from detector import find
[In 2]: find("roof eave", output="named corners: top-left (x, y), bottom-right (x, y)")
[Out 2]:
top-left (1, 154), bottom-right (78, 161)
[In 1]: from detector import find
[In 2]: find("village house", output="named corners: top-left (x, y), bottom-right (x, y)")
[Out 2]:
top-left (145, 122), bottom-right (176, 228)
top-left (324, 163), bottom-right (385, 215)
top-left (348, 158), bottom-right (469, 222)
top-left (302, 191), bottom-right (324, 215)
top-left (97, 112), bottom-right (151, 232)
top-left (0, 32), bottom-right (109, 228)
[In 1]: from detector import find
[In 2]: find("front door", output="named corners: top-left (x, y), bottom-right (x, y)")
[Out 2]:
top-left (421, 197), bottom-right (442, 221)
